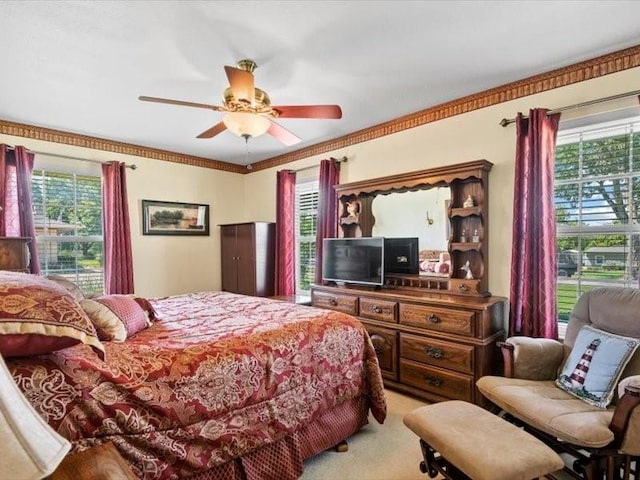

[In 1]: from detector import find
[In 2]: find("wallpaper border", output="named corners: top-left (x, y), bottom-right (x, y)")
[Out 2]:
top-left (1, 44), bottom-right (639, 174)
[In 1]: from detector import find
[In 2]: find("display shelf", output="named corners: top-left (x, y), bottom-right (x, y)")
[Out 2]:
top-left (450, 206), bottom-right (483, 218)
top-left (449, 242), bottom-right (482, 252)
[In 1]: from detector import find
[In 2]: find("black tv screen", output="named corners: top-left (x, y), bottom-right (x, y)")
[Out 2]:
top-left (384, 237), bottom-right (419, 274)
top-left (322, 237), bottom-right (384, 286)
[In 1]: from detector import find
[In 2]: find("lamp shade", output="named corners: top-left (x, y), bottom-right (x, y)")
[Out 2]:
top-left (0, 354), bottom-right (71, 480)
top-left (222, 112), bottom-right (271, 138)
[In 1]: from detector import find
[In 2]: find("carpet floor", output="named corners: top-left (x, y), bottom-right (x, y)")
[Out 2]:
top-left (301, 389), bottom-right (428, 480)
top-left (300, 389), bottom-right (573, 480)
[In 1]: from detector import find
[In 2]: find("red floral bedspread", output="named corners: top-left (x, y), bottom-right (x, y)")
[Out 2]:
top-left (8, 291), bottom-right (386, 479)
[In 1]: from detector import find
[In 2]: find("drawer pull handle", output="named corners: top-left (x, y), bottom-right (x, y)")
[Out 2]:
top-left (424, 347), bottom-right (443, 359)
top-left (372, 305), bottom-right (383, 314)
top-left (329, 298), bottom-right (338, 306)
top-left (423, 376), bottom-right (442, 387)
top-left (458, 284), bottom-right (469, 292)
top-left (427, 313), bottom-right (440, 324)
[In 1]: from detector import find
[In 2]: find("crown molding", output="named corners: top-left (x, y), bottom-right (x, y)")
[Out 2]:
top-left (250, 43), bottom-right (640, 172)
top-left (0, 119), bottom-right (247, 174)
top-left (1, 44), bottom-right (639, 175)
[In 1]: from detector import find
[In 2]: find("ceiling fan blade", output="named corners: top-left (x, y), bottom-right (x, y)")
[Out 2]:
top-left (272, 105), bottom-right (342, 119)
top-left (139, 95), bottom-right (224, 111)
top-left (267, 120), bottom-right (301, 146)
top-left (196, 122), bottom-right (227, 139)
top-left (224, 66), bottom-right (255, 105)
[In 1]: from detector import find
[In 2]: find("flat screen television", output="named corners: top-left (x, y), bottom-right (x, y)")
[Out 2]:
top-left (322, 237), bottom-right (384, 286)
top-left (384, 237), bottom-right (419, 274)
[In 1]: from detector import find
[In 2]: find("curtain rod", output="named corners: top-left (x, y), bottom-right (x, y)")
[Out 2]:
top-left (499, 89), bottom-right (640, 127)
top-left (3, 145), bottom-right (137, 170)
top-left (290, 156), bottom-right (348, 174)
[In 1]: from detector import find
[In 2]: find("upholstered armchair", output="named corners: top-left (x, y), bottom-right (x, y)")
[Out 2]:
top-left (477, 287), bottom-right (640, 480)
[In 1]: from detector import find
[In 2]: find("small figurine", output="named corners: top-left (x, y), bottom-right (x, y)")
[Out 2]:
top-left (463, 195), bottom-right (474, 208)
top-left (461, 260), bottom-right (474, 279)
top-left (346, 201), bottom-right (359, 218)
top-left (471, 229), bottom-right (480, 243)
top-left (460, 229), bottom-right (467, 243)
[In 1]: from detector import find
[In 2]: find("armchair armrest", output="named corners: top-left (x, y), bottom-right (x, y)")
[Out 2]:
top-left (612, 375), bottom-right (640, 455)
top-left (498, 337), bottom-right (565, 380)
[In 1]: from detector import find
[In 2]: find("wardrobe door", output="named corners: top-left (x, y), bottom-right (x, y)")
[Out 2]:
top-left (220, 225), bottom-right (239, 293)
top-left (235, 223), bottom-right (257, 295)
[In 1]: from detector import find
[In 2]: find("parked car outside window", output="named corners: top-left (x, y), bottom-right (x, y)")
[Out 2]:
top-left (557, 251), bottom-right (578, 277)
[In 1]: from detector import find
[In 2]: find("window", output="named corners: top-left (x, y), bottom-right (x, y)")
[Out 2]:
top-left (295, 180), bottom-right (319, 294)
top-left (554, 116), bottom-right (640, 323)
top-left (31, 170), bottom-right (104, 294)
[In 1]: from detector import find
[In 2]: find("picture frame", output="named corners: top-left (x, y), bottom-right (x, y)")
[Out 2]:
top-left (142, 200), bottom-right (210, 236)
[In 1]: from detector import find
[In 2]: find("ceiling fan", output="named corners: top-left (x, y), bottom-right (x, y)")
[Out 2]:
top-left (139, 59), bottom-right (342, 146)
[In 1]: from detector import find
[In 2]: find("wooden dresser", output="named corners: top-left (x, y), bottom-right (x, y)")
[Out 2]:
top-left (313, 160), bottom-right (506, 405)
top-left (312, 285), bottom-right (505, 406)
top-left (0, 237), bottom-right (30, 272)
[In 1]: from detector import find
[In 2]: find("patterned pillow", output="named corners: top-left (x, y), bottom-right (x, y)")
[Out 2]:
top-left (0, 271), bottom-right (104, 359)
top-left (80, 295), bottom-right (151, 341)
top-left (45, 274), bottom-right (85, 301)
top-left (556, 325), bottom-right (640, 408)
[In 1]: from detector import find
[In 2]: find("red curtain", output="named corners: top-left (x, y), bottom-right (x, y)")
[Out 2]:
top-left (314, 159), bottom-right (340, 284)
top-left (102, 161), bottom-right (134, 294)
top-left (509, 109), bottom-right (561, 339)
top-left (0, 144), bottom-right (40, 273)
top-left (275, 170), bottom-right (296, 295)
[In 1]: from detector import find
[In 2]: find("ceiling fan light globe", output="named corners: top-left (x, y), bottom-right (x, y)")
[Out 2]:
top-left (222, 112), bottom-right (270, 138)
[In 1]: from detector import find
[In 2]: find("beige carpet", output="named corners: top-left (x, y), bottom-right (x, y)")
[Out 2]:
top-left (301, 389), bottom-right (428, 480)
top-left (300, 389), bottom-right (572, 480)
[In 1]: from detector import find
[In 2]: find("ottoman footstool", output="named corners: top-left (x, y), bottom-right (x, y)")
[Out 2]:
top-left (403, 400), bottom-right (564, 480)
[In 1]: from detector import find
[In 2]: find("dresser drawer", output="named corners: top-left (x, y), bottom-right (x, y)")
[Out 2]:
top-left (311, 291), bottom-right (358, 315)
top-left (400, 333), bottom-right (474, 374)
top-left (360, 297), bottom-right (397, 323)
top-left (400, 359), bottom-right (473, 402)
top-left (365, 324), bottom-right (398, 381)
top-left (399, 303), bottom-right (474, 336)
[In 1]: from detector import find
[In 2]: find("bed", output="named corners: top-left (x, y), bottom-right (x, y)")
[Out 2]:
top-left (0, 272), bottom-right (386, 480)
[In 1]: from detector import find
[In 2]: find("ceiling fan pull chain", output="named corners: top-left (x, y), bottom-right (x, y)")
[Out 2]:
top-left (243, 134), bottom-right (253, 170)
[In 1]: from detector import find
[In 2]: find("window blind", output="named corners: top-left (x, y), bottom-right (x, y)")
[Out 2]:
top-left (32, 170), bottom-right (104, 294)
top-left (554, 117), bottom-right (640, 321)
top-left (295, 180), bottom-right (319, 294)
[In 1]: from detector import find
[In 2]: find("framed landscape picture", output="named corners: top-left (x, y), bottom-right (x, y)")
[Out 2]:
top-left (142, 200), bottom-right (210, 236)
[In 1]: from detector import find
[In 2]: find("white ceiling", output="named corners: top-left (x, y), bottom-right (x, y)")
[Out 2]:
top-left (2, 1), bottom-right (640, 167)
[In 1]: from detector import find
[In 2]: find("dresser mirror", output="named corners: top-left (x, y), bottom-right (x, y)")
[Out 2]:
top-left (371, 186), bottom-right (451, 253)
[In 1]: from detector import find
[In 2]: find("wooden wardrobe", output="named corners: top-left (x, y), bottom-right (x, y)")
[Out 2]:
top-left (219, 222), bottom-right (275, 297)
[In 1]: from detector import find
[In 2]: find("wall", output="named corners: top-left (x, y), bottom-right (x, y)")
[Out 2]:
top-left (244, 67), bottom-right (640, 300)
top-left (3, 67), bottom-right (639, 300)
top-left (0, 134), bottom-right (245, 297)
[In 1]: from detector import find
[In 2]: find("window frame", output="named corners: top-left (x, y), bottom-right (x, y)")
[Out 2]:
top-left (31, 167), bottom-right (105, 294)
top-left (554, 115), bottom-right (640, 327)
